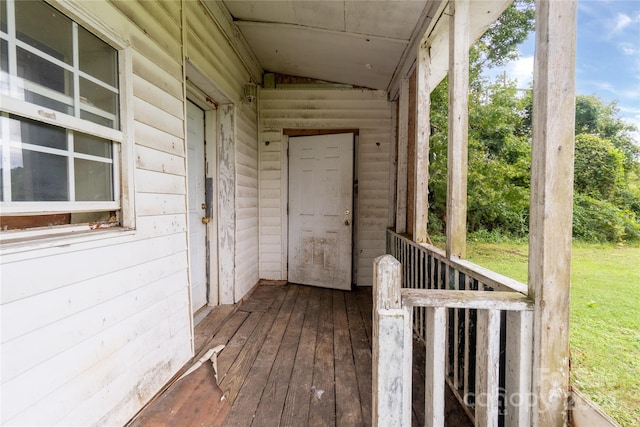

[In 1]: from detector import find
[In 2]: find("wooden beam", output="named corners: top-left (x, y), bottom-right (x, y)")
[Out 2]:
top-left (529, 1), bottom-right (577, 426)
top-left (446, 0), bottom-right (470, 259)
top-left (401, 289), bottom-right (534, 311)
top-left (396, 79), bottom-right (410, 234)
top-left (413, 40), bottom-right (430, 243)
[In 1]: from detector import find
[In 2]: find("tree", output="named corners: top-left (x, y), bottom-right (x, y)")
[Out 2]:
top-left (575, 95), bottom-right (639, 173)
top-left (427, 0), bottom-right (535, 237)
top-left (426, 0), bottom-right (640, 242)
top-left (574, 134), bottom-right (624, 201)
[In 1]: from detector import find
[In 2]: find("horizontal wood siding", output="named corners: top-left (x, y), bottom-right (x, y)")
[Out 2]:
top-left (1, 1), bottom-right (192, 425)
top-left (235, 105), bottom-right (260, 300)
top-left (358, 128), bottom-right (394, 286)
top-left (258, 89), bottom-right (393, 285)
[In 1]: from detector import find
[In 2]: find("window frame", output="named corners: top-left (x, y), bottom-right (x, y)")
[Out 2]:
top-left (0, 0), bottom-right (135, 243)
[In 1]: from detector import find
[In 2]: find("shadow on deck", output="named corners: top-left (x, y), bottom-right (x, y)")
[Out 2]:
top-left (127, 283), bottom-right (471, 426)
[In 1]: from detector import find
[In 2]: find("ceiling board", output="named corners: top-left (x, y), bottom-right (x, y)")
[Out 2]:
top-left (344, 1), bottom-right (427, 40)
top-left (236, 21), bottom-right (408, 89)
top-left (220, 0), bottom-right (512, 92)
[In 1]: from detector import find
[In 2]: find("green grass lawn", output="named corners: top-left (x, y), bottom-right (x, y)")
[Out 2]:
top-left (465, 241), bottom-right (640, 426)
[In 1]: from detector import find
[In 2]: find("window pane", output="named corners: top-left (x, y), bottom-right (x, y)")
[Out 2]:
top-left (17, 48), bottom-right (73, 115)
top-left (1, 39), bottom-right (6, 94)
top-left (74, 158), bottom-right (112, 201)
top-left (80, 110), bottom-right (115, 129)
top-left (80, 77), bottom-right (118, 118)
top-left (74, 132), bottom-right (112, 158)
top-left (9, 115), bottom-right (66, 150)
top-left (11, 148), bottom-right (68, 201)
top-left (78, 26), bottom-right (118, 87)
top-left (15, 0), bottom-right (72, 65)
top-left (0, 0), bottom-right (7, 34)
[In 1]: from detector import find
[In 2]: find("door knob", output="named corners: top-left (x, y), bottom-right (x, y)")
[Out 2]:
top-left (344, 219), bottom-right (351, 226)
top-left (201, 217), bottom-right (211, 224)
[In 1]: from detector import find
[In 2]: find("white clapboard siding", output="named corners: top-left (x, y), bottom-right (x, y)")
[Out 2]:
top-left (110, 0), bottom-right (182, 60)
top-left (1, 1), bottom-right (193, 426)
top-left (358, 129), bottom-right (394, 285)
top-left (1, 250), bottom-right (186, 343)
top-left (235, 105), bottom-right (260, 299)
top-left (185, 0), bottom-right (252, 102)
top-left (135, 121), bottom-right (185, 157)
top-left (136, 144), bottom-right (186, 176)
top-left (259, 131), bottom-right (285, 279)
top-left (258, 89), bottom-right (393, 285)
top-left (132, 51), bottom-right (184, 101)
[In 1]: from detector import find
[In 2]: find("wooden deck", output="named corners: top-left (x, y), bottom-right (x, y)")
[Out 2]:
top-left (127, 283), bottom-right (471, 427)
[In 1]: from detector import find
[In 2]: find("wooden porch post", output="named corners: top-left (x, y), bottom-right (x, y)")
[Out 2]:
top-left (446, 0), bottom-right (470, 259)
top-left (529, 1), bottom-right (577, 426)
top-left (372, 255), bottom-right (412, 427)
top-left (413, 39), bottom-right (430, 243)
top-left (396, 78), bottom-right (410, 234)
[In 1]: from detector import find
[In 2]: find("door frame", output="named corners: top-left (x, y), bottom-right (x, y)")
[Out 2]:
top-left (186, 90), bottom-right (219, 312)
top-left (186, 100), bottom-right (209, 313)
top-left (283, 129), bottom-right (359, 287)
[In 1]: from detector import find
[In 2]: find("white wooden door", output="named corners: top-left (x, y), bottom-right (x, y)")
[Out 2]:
top-left (187, 101), bottom-right (207, 312)
top-left (288, 133), bottom-right (354, 290)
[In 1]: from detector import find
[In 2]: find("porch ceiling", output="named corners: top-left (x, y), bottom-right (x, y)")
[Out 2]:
top-left (219, 0), bottom-right (436, 90)
top-left (215, 0), bottom-right (513, 95)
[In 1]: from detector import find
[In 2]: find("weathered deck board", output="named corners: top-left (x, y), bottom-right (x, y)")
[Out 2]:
top-left (308, 289), bottom-right (337, 426)
top-left (128, 283), bottom-right (471, 427)
top-left (345, 291), bottom-right (373, 426)
top-left (280, 286), bottom-right (322, 426)
top-left (334, 291), bottom-right (364, 425)
top-left (223, 286), bottom-right (299, 426)
top-left (251, 286), bottom-right (310, 426)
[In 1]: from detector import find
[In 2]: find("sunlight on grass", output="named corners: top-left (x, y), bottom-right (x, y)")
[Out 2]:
top-left (466, 241), bottom-right (640, 426)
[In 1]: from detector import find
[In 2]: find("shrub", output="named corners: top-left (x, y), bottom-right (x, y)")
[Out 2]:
top-left (573, 194), bottom-right (640, 242)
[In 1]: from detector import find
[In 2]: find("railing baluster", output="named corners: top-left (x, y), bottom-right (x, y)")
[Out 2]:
top-left (505, 310), bottom-right (533, 427)
top-left (476, 309), bottom-right (501, 427)
top-left (425, 306), bottom-right (447, 426)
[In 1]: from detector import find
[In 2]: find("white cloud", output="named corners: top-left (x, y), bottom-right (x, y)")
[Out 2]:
top-left (611, 13), bottom-right (633, 34)
top-left (505, 56), bottom-right (534, 89)
top-left (618, 42), bottom-right (640, 56)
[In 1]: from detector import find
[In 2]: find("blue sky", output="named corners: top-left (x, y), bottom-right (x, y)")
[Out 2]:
top-left (485, 0), bottom-right (640, 131)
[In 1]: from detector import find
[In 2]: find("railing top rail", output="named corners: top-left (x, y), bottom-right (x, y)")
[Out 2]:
top-left (401, 289), bottom-right (534, 311)
top-left (388, 229), bottom-right (529, 294)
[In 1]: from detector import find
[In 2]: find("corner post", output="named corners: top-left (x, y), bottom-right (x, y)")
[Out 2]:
top-left (529, 1), bottom-right (577, 425)
top-left (372, 255), bottom-right (411, 426)
top-left (446, 0), bottom-right (470, 259)
top-left (414, 38), bottom-right (431, 243)
top-left (396, 79), bottom-right (410, 234)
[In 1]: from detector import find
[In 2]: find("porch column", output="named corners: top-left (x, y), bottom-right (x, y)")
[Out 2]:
top-left (446, 0), bottom-right (470, 259)
top-left (529, 1), bottom-right (577, 426)
top-left (413, 39), bottom-right (430, 243)
top-left (395, 78), bottom-right (410, 234)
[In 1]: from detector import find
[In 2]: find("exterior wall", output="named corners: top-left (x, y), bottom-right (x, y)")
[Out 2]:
top-left (258, 89), bottom-right (394, 286)
top-left (0, 1), bottom-right (260, 425)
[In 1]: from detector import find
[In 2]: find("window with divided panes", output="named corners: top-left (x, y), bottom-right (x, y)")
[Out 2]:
top-left (0, 0), bottom-right (124, 232)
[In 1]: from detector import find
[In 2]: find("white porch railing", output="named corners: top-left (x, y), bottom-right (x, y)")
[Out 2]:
top-left (373, 230), bottom-right (534, 427)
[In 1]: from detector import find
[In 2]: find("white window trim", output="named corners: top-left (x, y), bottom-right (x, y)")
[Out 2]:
top-left (0, 0), bottom-right (136, 246)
